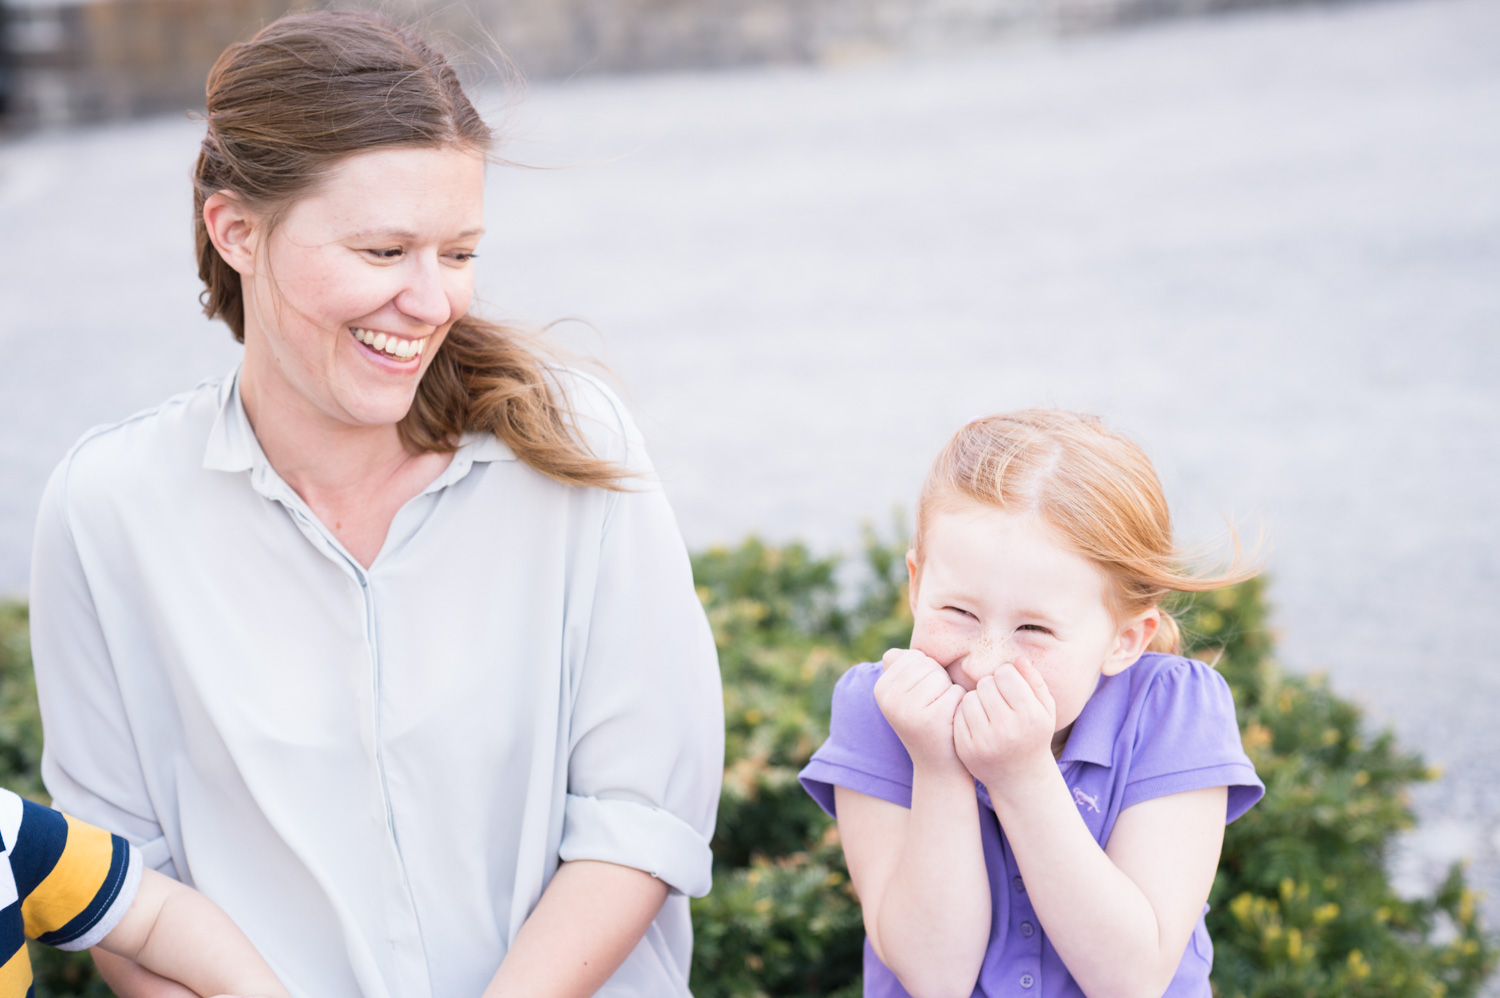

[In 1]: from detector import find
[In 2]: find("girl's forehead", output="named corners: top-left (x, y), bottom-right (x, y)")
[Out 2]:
top-left (922, 504), bottom-right (1110, 604)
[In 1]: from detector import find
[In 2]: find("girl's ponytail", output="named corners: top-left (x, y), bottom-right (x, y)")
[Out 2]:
top-left (1149, 613), bottom-right (1184, 656)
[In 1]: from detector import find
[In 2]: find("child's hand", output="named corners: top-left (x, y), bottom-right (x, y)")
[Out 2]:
top-left (875, 648), bottom-right (966, 771)
top-left (954, 660), bottom-right (1057, 792)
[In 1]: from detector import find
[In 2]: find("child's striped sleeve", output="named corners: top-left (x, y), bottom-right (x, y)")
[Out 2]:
top-left (0, 786), bottom-right (142, 964)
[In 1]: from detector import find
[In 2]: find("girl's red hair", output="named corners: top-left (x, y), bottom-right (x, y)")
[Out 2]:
top-left (915, 410), bottom-right (1258, 655)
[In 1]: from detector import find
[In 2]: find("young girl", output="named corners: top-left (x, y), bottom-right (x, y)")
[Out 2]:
top-left (799, 409), bottom-right (1264, 998)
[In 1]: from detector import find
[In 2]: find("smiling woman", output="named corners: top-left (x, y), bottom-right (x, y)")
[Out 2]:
top-left (27, 11), bottom-right (722, 998)
top-left (203, 145), bottom-right (492, 566)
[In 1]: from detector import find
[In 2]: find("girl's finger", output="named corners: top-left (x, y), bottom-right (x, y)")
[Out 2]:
top-left (962, 686), bottom-right (991, 729)
top-left (1011, 658), bottom-right (1055, 712)
top-left (915, 668), bottom-right (955, 706)
top-left (991, 662), bottom-right (1038, 710)
top-left (878, 651), bottom-right (920, 694)
top-left (977, 672), bottom-right (1015, 718)
top-left (953, 701), bottom-right (972, 747)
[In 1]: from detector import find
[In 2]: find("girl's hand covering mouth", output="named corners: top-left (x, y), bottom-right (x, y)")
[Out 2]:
top-left (875, 647), bottom-right (967, 772)
top-left (954, 659), bottom-right (1059, 791)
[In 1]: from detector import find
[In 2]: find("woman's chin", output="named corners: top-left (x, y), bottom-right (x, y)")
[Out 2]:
top-left (326, 361), bottom-right (427, 428)
top-left (330, 385), bottom-right (420, 431)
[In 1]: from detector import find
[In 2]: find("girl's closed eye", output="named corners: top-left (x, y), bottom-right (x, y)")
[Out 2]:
top-left (944, 606), bottom-right (978, 620)
top-left (1017, 623), bottom-right (1054, 636)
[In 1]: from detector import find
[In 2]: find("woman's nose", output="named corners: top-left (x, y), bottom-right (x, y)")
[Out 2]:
top-left (395, 256), bottom-right (454, 327)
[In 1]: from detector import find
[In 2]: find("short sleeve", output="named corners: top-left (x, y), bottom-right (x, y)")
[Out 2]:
top-left (31, 458), bottom-right (177, 878)
top-left (556, 381), bottom-right (724, 899)
top-left (1120, 659), bottom-right (1264, 822)
top-left (798, 662), bottom-right (915, 817)
top-left (4, 792), bottom-right (142, 952)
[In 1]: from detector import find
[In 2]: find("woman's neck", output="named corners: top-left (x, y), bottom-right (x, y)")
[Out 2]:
top-left (238, 357), bottom-right (452, 567)
top-left (239, 362), bottom-right (408, 493)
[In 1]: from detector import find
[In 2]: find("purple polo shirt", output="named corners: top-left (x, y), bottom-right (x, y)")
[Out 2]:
top-left (798, 653), bottom-right (1264, 998)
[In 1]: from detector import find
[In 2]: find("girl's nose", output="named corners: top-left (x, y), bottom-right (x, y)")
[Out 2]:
top-left (960, 640), bottom-right (1010, 685)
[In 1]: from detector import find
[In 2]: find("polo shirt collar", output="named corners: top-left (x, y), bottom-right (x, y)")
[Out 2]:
top-left (1056, 663), bottom-right (1137, 767)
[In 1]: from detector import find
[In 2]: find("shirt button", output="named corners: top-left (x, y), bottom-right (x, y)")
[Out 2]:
top-left (1020, 973), bottom-right (1035, 988)
top-left (1013, 875), bottom-right (1026, 893)
top-left (1021, 920), bottom-right (1036, 938)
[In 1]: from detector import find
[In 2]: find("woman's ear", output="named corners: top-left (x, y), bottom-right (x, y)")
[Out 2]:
top-left (202, 191), bottom-right (261, 277)
top-left (1102, 607), bottom-right (1160, 676)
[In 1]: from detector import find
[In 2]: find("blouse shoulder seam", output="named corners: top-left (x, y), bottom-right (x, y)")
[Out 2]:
top-left (49, 380), bottom-right (225, 538)
top-left (61, 379), bottom-right (224, 469)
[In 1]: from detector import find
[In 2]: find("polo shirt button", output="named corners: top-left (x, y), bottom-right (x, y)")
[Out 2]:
top-left (1021, 920), bottom-right (1035, 938)
top-left (1020, 973), bottom-right (1035, 988)
top-left (1013, 875), bottom-right (1026, 893)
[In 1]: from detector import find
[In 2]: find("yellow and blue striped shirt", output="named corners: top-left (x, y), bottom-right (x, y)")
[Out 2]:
top-left (0, 788), bottom-right (141, 998)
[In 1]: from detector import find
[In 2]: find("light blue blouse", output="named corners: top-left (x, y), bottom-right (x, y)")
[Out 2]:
top-left (30, 366), bottom-right (724, 998)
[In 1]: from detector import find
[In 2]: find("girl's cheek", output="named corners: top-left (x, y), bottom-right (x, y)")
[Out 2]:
top-left (911, 616), bottom-right (968, 665)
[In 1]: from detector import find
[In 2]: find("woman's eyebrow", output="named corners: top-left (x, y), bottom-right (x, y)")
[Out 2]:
top-left (348, 227), bottom-right (486, 240)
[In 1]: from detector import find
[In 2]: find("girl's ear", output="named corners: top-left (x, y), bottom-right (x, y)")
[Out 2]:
top-left (203, 191), bottom-right (261, 277)
top-left (1102, 607), bottom-right (1160, 676)
top-left (905, 549), bottom-right (920, 614)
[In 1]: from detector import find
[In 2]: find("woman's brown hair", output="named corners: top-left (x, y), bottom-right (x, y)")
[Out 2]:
top-left (914, 410), bottom-right (1259, 655)
top-left (193, 10), bottom-right (625, 489)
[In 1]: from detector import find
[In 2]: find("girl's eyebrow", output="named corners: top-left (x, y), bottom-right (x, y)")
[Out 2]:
top-left (1015, 607), bottom-right (1066, 627)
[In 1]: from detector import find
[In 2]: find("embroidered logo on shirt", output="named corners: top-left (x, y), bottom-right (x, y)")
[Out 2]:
top-left (1072, 787), bottom-right (1100, 813)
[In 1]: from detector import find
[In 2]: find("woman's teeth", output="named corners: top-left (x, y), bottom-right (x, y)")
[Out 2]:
top-left (352, 328), bottom-right (424, 360)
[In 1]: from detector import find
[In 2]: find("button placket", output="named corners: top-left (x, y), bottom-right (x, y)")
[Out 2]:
top-left (1009, 872), bottom-right (1041, 995)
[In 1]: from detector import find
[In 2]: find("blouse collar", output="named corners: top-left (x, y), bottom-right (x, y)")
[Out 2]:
top-left (202, 364), bottom-right (518, 490)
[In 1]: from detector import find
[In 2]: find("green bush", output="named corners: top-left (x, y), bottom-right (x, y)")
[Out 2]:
top-left (0, 530), bottom-right (1492, 997)
top-left (0, 602), bottom-right (114, 996)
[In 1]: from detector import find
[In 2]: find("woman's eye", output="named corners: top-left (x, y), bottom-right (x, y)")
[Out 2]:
top-left (450, 251), bottom-right (478, 263)
top-left (368, 248), bottom-right (403, 259)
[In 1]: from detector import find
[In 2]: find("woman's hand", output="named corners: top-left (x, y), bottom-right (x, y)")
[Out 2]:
top-left (953, 660), bottom-right (1057, 794)
top-left (874, 649), bottom-right (966, 773)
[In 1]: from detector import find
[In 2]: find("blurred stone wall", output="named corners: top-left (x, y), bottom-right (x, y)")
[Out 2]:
top-left (0, 0), bottom-right (1318, 129)
top-left (2, 0), bottom-right (294, 128)
top-left (440, 0), bottom-right (1268, 78)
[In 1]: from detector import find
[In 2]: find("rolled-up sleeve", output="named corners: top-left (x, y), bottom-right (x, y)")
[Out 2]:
top-left (31, 457), bottom-right (177, 879)
top-left (557, 394), bottom-right (723, 899)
